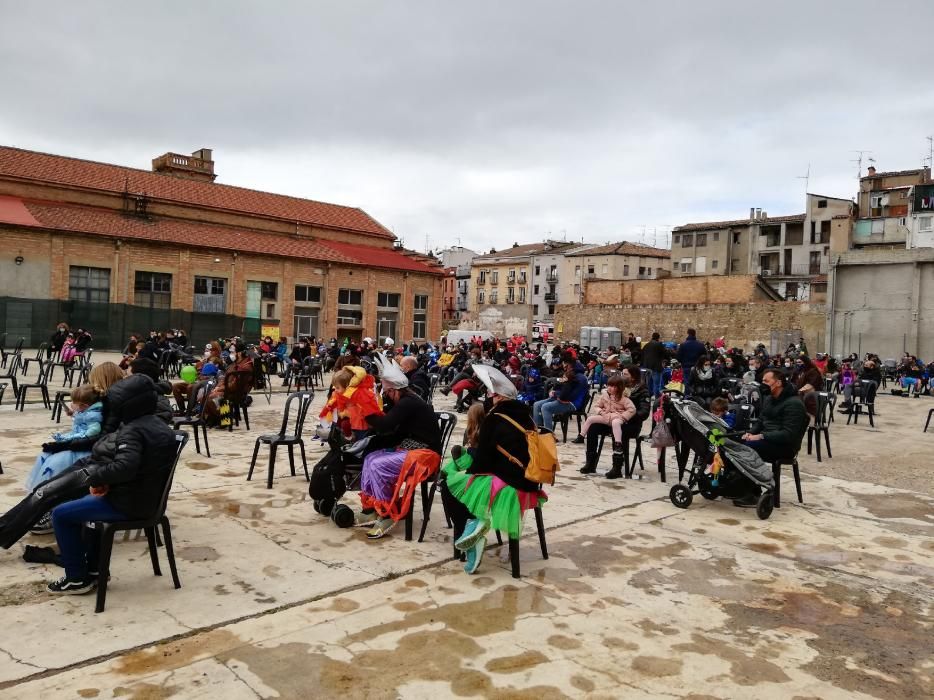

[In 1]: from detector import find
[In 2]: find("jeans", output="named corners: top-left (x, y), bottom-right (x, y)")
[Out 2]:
top-left (533, 398), bottom-right (574, 431)
top-left (646, 369), bottom-right (665, 397)
top-left (52, 494), bottom-right (126, 579)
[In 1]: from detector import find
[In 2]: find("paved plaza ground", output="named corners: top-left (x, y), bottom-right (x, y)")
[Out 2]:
top-left (0, 352), bottom-right (931, 699)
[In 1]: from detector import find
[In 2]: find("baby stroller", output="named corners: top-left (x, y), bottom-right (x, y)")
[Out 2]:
top-left (308, 422), bottom-right (373, 527)
top-left (665, 399), bottom-right (776, 520)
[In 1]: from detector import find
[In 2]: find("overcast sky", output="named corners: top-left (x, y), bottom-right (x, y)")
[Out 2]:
top-left (3, 1), bottom-right (934, 253)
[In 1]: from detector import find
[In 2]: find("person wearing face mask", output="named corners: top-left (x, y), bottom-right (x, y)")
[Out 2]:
top-left (204, 342), bottom-right (254, 424)
top-left (442, 364), bottom-right (547, 575)
top-left (279, 337), bottom-right (311, 386)
top-left (49, 323), bottom-right (71, 359)
top-left (688, 355), bottom-right (719, 409)
top-left (792, 355), bottom-right (824, 417)
top-left (736, 368), bottom-right (808, 507)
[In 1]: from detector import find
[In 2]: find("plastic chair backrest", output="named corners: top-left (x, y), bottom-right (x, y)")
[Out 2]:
top-left (279, 391), bottom-right (314, 438)
top-left (859, 380), bottom-right (878, 404)
top-left (154, 432), bottom-right (190, 518)
top-left (435, 411), bottom-right (458, 456)
top-left (185, 380), bottom-right (216, 418)
top-left (34, 342), bottom-right (48, 359)
top-left (12, 338), bottom-right (24, 355)
top-left (37, 359), bottom-right (55, 385)
top-left (815, 391), bottom-right (834, 428)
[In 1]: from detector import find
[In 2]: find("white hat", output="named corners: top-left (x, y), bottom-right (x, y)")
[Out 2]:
top-left (363, 337), bottom-right (374, 344)
top-left (384, 337), bottom-right (394, 346)
top-left (472, 364), bottom-right (517, 399)
top-left (374, 354), bottom-right (409, 389)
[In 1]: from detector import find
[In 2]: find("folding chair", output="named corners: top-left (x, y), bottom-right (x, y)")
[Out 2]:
top-left (247, 391), bottom-right (314, 489)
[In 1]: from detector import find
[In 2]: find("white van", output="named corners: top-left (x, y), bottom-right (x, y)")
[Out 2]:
top-left (443, 330), bottom-right (495, 346)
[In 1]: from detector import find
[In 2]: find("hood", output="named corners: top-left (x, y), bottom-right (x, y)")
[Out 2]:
top-left (347, 365), bottom-right (367, 388)
top-left (155, 380), bottom-right (173, 395)
top-left (107, 374), bottom-right (158, 423)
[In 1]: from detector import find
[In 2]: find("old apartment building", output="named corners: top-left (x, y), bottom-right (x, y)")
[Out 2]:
top-left (854, 166), bottom-right (930, 248)
top-left (0, 146), bottom-right (442, 349)
top-left (562, 242), bottom-right (671, 305)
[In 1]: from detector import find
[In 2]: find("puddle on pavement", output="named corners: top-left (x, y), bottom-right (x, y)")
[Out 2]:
top-left (672, 633), bottom-right (789, 685)
top-left (187, 462), bottom-right (215, 471)
top-left (112, 682), bottom-right (178, 699)
top-left (485, 650), bottom-right (548, 673)
top-left (177, 546), bottom-right (220, 562)
top-left (631, 655), bottom-right (683, 677)
top-left (843, 489), bottom-right (934, 522)
top-left (115, 629), bottom-right (243, 676)
top-left (547, 634), bottom-right (582, 650)
top-left (0, 580), bottom-right (49, 606)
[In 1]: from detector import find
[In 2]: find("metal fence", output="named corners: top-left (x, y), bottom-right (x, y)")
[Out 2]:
top-left (0, 296), bottom-right (251, 351)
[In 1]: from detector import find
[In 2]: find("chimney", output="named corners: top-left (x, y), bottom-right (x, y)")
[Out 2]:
top-left (749, 207), bottom-right (755, 220)
top-left (867, 166), bottom-right (876, 177)
top-left (152, 148), bottom-right (217, 182)
top-left (755, 208), bottom-right (762, 220)
top-left (761, 211), bottom-right (767, 220)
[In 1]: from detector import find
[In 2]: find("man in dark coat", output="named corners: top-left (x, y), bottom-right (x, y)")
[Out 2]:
top-left (640, 332), bottom-right (668, 396)
top-left (46, 377), bottom-right (178, 594)
top-left (676, 328), bottom-right (705, 391)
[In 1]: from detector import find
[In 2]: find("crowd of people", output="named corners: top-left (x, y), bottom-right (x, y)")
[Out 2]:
top-left (5, 319), bottom-right (927, 594)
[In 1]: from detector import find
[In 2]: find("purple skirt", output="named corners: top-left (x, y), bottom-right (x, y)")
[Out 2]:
top-left (360, 449), bottom-right (408, 502)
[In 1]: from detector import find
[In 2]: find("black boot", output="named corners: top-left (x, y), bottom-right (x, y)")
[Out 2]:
top-left (579, 451), bottom-right (597, 474)
top-left (571, 434), bottom-right (585, 444)
top-left (605, 451), bottom-right (624, 479)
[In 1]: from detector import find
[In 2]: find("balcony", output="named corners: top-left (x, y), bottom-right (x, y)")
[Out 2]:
top-left (517, 275), bottom-right (527, 285)
top-left (506, 298), bottom-right (515, 304)
top-left (761, 263), bottom-right (829, 277)
top-left (507, 274), bottom-right (516, 283)
top-left (476, 277), bottom-right (486, 286)
top-left (545, 271), bottom-right (558, 282)
top-left (543, 292), bottom-right (557, 302)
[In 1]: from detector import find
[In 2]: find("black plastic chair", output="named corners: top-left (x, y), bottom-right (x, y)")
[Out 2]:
top-left (247, 391), bottom-right (314, 489)
top-left (489, 498), bottom-right (548, 579)
top-left (51, 390), bottom-right (71, 423)
top-left (87, 431), bottom-right (188, 613)
top-left (21, 342), bottom-right (49, 377)
top-left (0, 337), bottom-right (24, 369)
top-left (846, 380), bottom-right (877, 427)
top-left (558, 391), bottom-right (597, 443)
top-left (173, 380), bottom-right (216, 457)
top-left (0, 354), bottom-right (21, 397)
top-left (770, 453), bottom-right (803, 508)
top-left (290, 357), bottom-right (315, 392)
top-left (925, 408), bottom-right (934, 433)
top-left (413, 411), bottom-right (458, 542)
top-left (310, 358), bottom-right (325, 387)
top-left (807, 392), bottom-right (834, 462)
top-left (0, 381), bottom-right (7, 407)
top-left (15, 360), bottom-right (53, 411)
top-left (62, 352), bottom-right (93, 388)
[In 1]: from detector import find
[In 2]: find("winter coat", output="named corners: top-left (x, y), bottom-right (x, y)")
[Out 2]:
top-left (752, 383), bottom-right (808, 456)
top-left (54, 402), bottom-right (104, 442)
top-left (676, 336), bottom-right (705, 370)
top-left (365, 392), bottom-right (442, 455)
top-left (689, 367), bottom-right (720, 402)
top-left (640, 340), bottom-right (668, 372)
top-left (466, 399), bottom-right (539, 492)
top-left (593, 391), bottom-right (636, 422)
top-left (627, 384), bottom-right (652, 424)
top-left (557, 364), bottom-right (589, 409)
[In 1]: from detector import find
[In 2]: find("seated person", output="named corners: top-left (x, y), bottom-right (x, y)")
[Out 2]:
top-left (532, 352), bottom-right (589, 431)
top-left (46, 377), bottom-right (178, 595)
top-left (517, 367), bottom-right (545, 404)
top-left (688, 355), bottom-right (720, 408)
top-left (578, 375), bottom-right (635, 479)
top-left (442, 365), bottom-right (547, 575)
top-left (357, 358), bottom-right (441, 539)
top-left (792, 355), bottom-right (824, 417)
top-left (172, 361), bottom-right (219, 413)
top-left (709, 397), bottom-right (735, 428)
top-left (737, 369), bottom-right (808, 507)
top-left (204, 342), bottom-right (254, 425)
top-left (399, 355), bottom-right (431, 400)
top-left (319, 366), bottom-right (382, 439)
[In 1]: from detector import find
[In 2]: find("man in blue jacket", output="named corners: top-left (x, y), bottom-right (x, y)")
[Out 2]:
top-left (676, 328), bottom-right (705, 391)
top-left (533, 352), bottom-right (589, 431)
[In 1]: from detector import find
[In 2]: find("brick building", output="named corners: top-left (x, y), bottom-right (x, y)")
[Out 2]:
top-left (0, 146), bottom-right (442, 349)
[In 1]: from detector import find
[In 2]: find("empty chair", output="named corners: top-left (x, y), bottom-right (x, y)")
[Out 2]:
top-left (0, 336), bottom-right (24, 369)
top-left (173, 380), bottom-right (216, 457)
top-left (807, 392), bottom-right (834, 462)
top-left (86, 431), bottom-right (188, 613)
top-left (16, 360), bottom-right (53, 411)
top-left (248, 391), bottom-right (314, 489)
top-left (21, 342), bottom-right (49, 377)
top-left (0, 355), bottom-right (20, 398)
top-left (846, 379), bottom-right (877, 427)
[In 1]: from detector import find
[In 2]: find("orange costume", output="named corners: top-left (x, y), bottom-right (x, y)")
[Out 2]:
top-left (319, 365), bottom-right (382, 431)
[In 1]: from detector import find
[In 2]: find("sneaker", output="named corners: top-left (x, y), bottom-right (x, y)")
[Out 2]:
top-left (731, 493), bottom-right (759, 508)
top-left (463, 535), bottom-right (486, 575)
top-left (439, 387), bottom-right (450, 396)
top-left (30, 512), bottom-right (53, 535)
top-left (455, 518), bottom-right (490, 551)
top-left (355, 510), bottom-right (380, 527)
top-left (571, 435), bottom-right (585, 444)
top-left (47, 575), bottom-right (96, 595)
top-left (366, 517), bottom-right (396, 539)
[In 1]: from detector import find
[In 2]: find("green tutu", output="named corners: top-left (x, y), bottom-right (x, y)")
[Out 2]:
top-left (444, 456), bottom-right (547, 540)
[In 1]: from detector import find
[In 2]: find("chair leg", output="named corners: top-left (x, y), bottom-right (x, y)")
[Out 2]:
top-left (792, 460), bottom-right (803, 504)
top-left (622, 438), bottom-right (632, 478)
top-left (925, 410), bottom-right (933, 433)
top-left (418, 478), bottom-right (437, 543)
top-left (823, 428), bottom-right (832, 459)
top-left (161, 517), bottom-right (181, 589)
top-left (509, 537), bottom-right (521, 579)
top-left (868, 407), bottom-right (874, 428)
top-left (95, 527), bottom-right (116, 614)
top-left (247, 439), bottom-right (261, 481)
top-left (299, 441), bottom-right (309, 481)
top-left (495, 530), bottom-right (503, 546)
top-left (772, 463), bottom-right (781, 508)
top-left (287, 444), bottom-right (296, 476)
top-left (266, 444), bottom-right (277, 489)
top-left (145, 527), bottom-right (162, 576)
top-left (203, 424), bottom-right (211, 459)
top-left (807, 428), bottom-right (813, 455)
top-left (242, 406), bottom-right (250, 431)
top-left (404, 507), bottom-right (413, 541)
top-left (813, 428), bottom-right (821, 463)
top-left (534, 506), bottom-right (548, 559)
top-left (193, 424), bottom-right (201, 455)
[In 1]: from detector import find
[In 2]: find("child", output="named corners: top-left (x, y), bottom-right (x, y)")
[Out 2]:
top-left (60, 333), bottom-right (78, 365)
top-left (26, 384), bottom-right (103, 491)
top-left (319, 366), bottom-right (382, 439)
top-left (578, 375), bottom-right (636, 454)
top-left (709, 397), bottom-right (735, 428)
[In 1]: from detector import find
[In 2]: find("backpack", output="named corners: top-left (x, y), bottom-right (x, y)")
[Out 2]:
top-left (495, 413), bottom-right (560, 486)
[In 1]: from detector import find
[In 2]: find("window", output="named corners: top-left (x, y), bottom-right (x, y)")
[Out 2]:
top-left (518, 270), bottom-right (526, 284)
top-left (601, 263), bottom-right (608, 274)
top-left (574, 265), bottom-right (581, 277)
top-left (639, 266), bottom-right (646, 276)
top-left (377, 316), bottom-right (397, 344)
top-left (713, 231), bottom-right (719, 242)
top-left (337, 288), bottom-right (363, 327)
top-left (506, 287), bottom-right (515, 303)
top-left (623, 265), bottom-right (630, 276)
top-left (921, 216), bottom-right (933, 232)
top-left (870, 195), bottom-right (883, 217)
top-left (547, 304), bottom-right (555, 315)
top-left (491, 270), bottom-right (499, 284)
top-left (194, 276), bottom-right (226, 313)
top-left (478, 290), bottom-right (485, 305)
top-left (294, 311), bottom-right (319, 339)
top-left (696, 233), bottom-right (707, 247)
top-left (377, 292), bottom-right (401, 308)
top-left (682, 234), bottom-right (694, 247)
top-left (587, 264), bottom-right (595, 275)
top-left (69, 266), bottom-right (110, 304)
top-left (533, 304), bottom-right (539, 315)
top-left (260, 282), bottom-right (278, 300)
top-left (134, 271), bottom-right (171, 309)
top-left (534, 265), bottom-right (540, 276)
top-left (732, 231), bottom-right (741, 244)
top-left (817, 199), bottom-right (827, 208)
top-left (338, 289), bottom-right (363, 306)
top-left (673, 235), bottom-right (680, 244)
top-left (647, 268), bottom-right (652, 276)
top-left (490, 290), bottom-right (498, 304)
top-left (533, 284), bottom-right (540, 295)
top-left (695, 256), bottom-right (707, 274)
top-left (478, 270), bottom-right (486, 285)
top-left (507, 268), bottom-right (515, 282)
top-left (294, 285), bottom-right (321, 304)
top-left (518, 287), bottom-right (526, 303)
top-left (711, 260), bottom-right (719, 269)
top-left (680, 262), bottom-right (692, 273)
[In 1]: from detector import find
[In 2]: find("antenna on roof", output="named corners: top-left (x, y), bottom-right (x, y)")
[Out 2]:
top-left (796, 163), bottom-right (810, 194)
top-left (850, 150), bottom-right (873, 180)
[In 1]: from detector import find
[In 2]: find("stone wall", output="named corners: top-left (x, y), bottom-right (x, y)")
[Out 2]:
top-left (585, 275), bottom-right (771, 306)
top-left (554, 300), bottom-right (827, 352)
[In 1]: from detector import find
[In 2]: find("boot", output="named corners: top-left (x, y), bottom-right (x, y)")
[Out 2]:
top-left (572, 434), bottom-right (585, 444)
top-left (605, 451), bottom-right (624, 479)
top-left (579, 451), bottom-right (597, 474)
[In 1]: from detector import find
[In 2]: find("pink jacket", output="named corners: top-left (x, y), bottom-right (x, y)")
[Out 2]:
top-left (594, 392), bottom-right (636, 422)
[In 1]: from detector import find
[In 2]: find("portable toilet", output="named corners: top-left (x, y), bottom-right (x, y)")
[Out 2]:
top-left (586, 326), bottom-right (601, 348)
top-left (579, 326), bottom-right (594, 348)
top-left (600, 327), bottom-right (622, 350)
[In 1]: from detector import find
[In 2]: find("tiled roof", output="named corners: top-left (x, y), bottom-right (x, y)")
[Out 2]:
top-left (565, 241), bottom-right (670, 258)
top-left (863, 168), bottom-right (928, 179)
top-left (0, 146), bottom-right (394, 240)
top-left (0, 196), bottom-right (441, 275)
top-left (674, 214), bottom-right (805, 233)
top-left (473, 242), bottom-right (569, 260)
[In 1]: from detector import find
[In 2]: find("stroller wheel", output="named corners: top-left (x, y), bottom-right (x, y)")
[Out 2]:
top-left (669, 484), bottom-right (693, 509)
top-left (756, 493), bottom-right (774, 520)
top-left (698, 475), bottom-right (718, 500)
top-left (312, 499), bottom-right (322, 514)
top-left (318, 499), bottom-right (335, 517)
